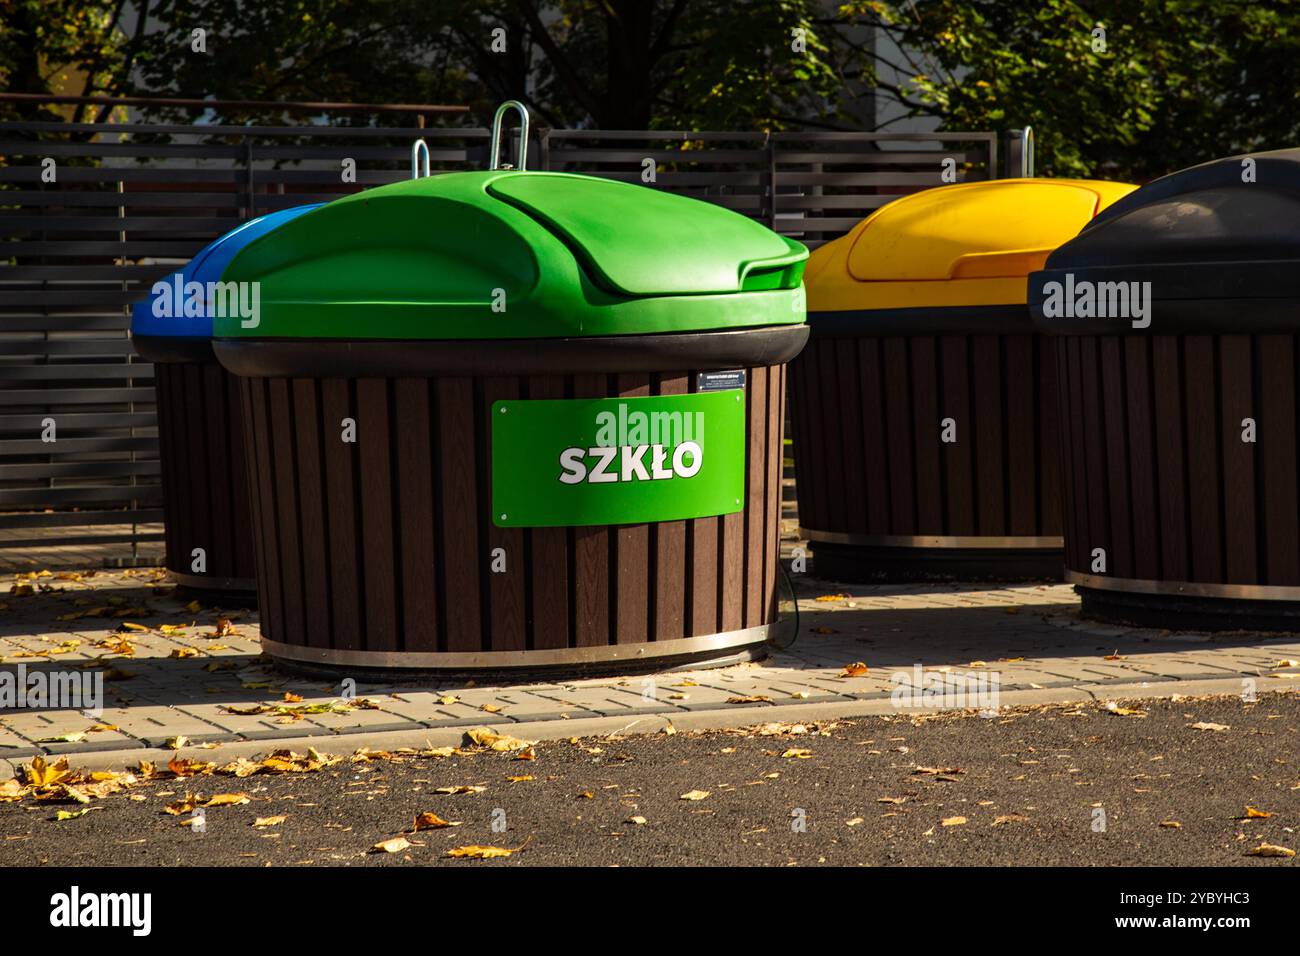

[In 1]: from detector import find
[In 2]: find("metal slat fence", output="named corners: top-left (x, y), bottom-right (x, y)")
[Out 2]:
top-left (0, 119), bottom-right (999, 550)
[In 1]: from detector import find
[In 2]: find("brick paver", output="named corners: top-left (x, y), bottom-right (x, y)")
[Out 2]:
top-left (3, 561), bottom-right (1300, 774)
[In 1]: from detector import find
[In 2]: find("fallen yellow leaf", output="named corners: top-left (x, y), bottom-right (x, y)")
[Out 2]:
top-left (412, 811), bottom-right (460, 831)
top-left (22, 755), bottom-right (71, 788)
top-left (1246, 843), bottom-right (1295, 858)
top-left (465, 727), bottom-right (534, 752)
top-left (203, 793), bottom-right (251, 807)
top-left (446, 844), bottom-right (514, 859)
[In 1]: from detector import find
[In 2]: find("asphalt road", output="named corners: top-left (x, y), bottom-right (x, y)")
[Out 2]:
top-left (2, 692), bottom-right (1297, 867)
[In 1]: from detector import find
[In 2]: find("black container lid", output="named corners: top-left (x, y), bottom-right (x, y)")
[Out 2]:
top-left (1029, 148), bottom-right (1300, 334)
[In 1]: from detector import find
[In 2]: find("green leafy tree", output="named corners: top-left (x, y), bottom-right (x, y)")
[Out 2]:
top-left (0, 0), bottom-right (147, 123)
top-left (127, 0), bottom-right (474, 125)
top-left (842, 0), bottom-right (1300, 181)
top-left (112, 0), bottom-right (846, 130)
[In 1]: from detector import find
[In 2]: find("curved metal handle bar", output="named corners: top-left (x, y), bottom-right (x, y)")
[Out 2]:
top-left (1021, 126), bottom-right (1035, 178)
top-left (411, 138), bottom-right (430, 179)
top-left (488, 100), bottom-right (530, 171)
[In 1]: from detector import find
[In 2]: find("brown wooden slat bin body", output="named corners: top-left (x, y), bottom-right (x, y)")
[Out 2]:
top-left (790, 323), bottom-right (1062, 581)
top-left (230, 362), bottom-right (790, 674)
top-left (1029, 149), bottom-right (1300, 629)
top-left (790, 179), bottom-right (1137, 582)
top-left (137, 341), bottom-right (257, 602)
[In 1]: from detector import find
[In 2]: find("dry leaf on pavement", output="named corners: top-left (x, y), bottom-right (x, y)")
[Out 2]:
top-left (1246, 843), bottom-right (1295, 858)
top-left (202, 793), bottom-right (250, 807)
top-left (464, 727), bottom-right (534, 752)
top-left (446, 844), bottom-right (514, 859)
top-left (412, 812), bottom-right (460, 831)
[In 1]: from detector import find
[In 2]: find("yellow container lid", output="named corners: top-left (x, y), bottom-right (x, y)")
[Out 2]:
top-left (806, 178), bottom-right (1136, 313)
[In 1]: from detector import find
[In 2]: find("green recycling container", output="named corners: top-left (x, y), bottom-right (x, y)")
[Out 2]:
top-left (212, 171), bottom-right (809, 674)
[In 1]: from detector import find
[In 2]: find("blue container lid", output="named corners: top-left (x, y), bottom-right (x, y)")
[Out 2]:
top-left (132, 204), bottom-right (321, 339)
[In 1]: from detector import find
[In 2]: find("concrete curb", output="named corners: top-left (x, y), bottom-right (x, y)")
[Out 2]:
top-left (0, 676), bottom-right (1262, 780)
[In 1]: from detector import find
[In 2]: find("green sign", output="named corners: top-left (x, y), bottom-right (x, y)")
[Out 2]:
top-left (491, 390), bottom-right (746, 527)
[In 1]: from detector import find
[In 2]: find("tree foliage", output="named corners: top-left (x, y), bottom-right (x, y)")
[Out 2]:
top-left (846, 0), bottom-right (1300, 180)
top-left (4, 0), bottom-right (1300, 180)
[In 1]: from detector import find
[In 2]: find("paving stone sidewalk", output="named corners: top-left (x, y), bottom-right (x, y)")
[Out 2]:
top-left (3, 564), bottom-right (1300, 778)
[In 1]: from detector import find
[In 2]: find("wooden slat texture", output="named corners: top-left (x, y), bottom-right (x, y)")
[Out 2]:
top-left (246, 378), bottom-right (284, 642)
top-left (268, 378), bottom-right (306, 643)
top-left (436, 378), bottom-right (481, 653)
top-left (149, 361), bottom-right (255, 595)
top-left (1258, 335), bottom-right (1300, 584)
top-left (1078, 337), bottom-right (1111, 572)
top-left (1219, 337), bottom-right (1257, 584)
top-left (527, 376), bottom-right (572, 649)
top-left (1036, 336), bottom-right (1063, 537)
top-left (858, 339), bottom-right (891, 532)
top-left (1122, 337), bottom-right (1160, 580)
top-left (320, 379), bottom-right (362, 650)
top-left (790, 330), bottom-right (1063, 557)
top-left (292, 379), bottom-right (330, 649)
top-left (884, 337), bottom-right (917, 533)
top-left (1183, 336), bottom-right (1223, 582)
top-left (1151, 338), bottom-right (1189, 581)
top-left (971, 336), bottom-right (1005, 535)
top-left (834, 342), bottom-right (867, 533)
top-left (1052, 334), bottom-right (1300, 589)
top-left (1005, 335), bottom-right (1036, 535)
top-left (938, 336), bottom-right (973, 535)
top-left (1098, 336), bottom-right (1134, 576)
top-left (394, 378), bottom-right (438, 653)
top-left (909, 336), bottom-right (943, 532)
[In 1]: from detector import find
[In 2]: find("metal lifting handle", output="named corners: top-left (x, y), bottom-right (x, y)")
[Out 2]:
top-left (411, 138), bottom-right (430, 179)
top-left (1021, 126), bottom-right (1035, 178)
top-left (488, 100), bottom-right (530, 171)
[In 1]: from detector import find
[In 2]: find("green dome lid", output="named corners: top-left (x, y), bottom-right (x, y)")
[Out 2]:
top-left (215, 170), bottom-right (807, 340)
